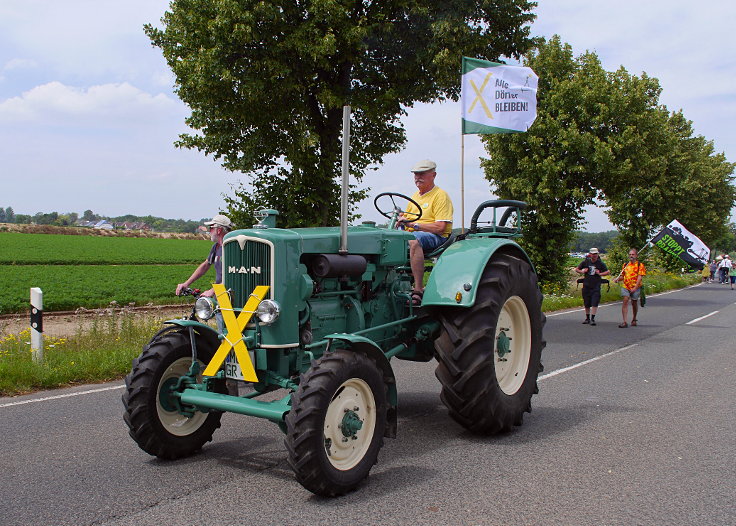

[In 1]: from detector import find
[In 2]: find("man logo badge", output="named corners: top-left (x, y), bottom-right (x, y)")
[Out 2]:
top-left (228, 266), bottom-right (262, 274)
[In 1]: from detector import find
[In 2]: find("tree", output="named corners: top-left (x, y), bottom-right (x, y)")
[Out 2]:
top-left (0, 207), bottom-right (6, 223)
top-left (146, 0), bottom-right (537, 227)
top-left (600, 91), bottom-right (735, 255)
top-left (82, 210), bottom-right (97, 222)
top-left (712, 222), bottom-right (736, 254)
top-left (482, 36), bottom-right (735, 286)
top-left (482, 37), bottom-right (615, 285)
top-left (5, 207), bottom-right (14, 223)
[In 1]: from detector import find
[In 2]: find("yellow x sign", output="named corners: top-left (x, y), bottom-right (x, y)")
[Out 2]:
top-left (202, 283), bottom-right (270, 382)
top-left (468, 72), bottom-right (494, 119)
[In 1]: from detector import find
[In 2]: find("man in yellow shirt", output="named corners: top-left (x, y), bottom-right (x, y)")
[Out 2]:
top-left (399, 159), bottom-right (454, 300)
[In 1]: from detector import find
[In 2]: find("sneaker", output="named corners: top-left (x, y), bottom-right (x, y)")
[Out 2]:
top-left (582, 319), bottom-right (590, 324)
top-left (590, 320), bottom-right (597, 326)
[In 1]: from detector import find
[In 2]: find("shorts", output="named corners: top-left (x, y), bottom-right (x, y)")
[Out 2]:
top-left (412, 231), bottom-right (447, 252)
top-left (581, 287), bottom-right (601, 308)
top-left (731, 275), bottom-right (736, 284)
top-left (620, 288), bottom-right (641, 300)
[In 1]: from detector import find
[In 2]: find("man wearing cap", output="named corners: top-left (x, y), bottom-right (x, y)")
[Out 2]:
top-left (399, 159), bottom-right (454, 301)
top-left (574, 248), bottom-right (610, 325)
top-left (176, 214), bottom-right (233, 298)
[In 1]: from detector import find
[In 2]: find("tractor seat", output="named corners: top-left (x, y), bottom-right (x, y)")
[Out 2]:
top-left (425, 233), bottom-right (456, 259)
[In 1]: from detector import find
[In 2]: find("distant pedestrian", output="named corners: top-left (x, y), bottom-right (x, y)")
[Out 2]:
top-left (723, 255), bottom-right (733, 285)
top-left (730, 264), bottom-right (736, 290)
top-left (613, 248), bottom-right (646, 328)
top-left (718, 255), bottom-right (732, 284)
top-left (574, 248), bottom-right (610, 326)
top-left (709, 260), bottom-right (718, 282)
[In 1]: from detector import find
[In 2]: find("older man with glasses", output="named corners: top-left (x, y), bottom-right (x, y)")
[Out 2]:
top-left (175, 214), bottom-right (233, 298)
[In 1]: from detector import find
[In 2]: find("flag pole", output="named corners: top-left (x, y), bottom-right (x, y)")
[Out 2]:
top-left (461, 133), bottom-right (465, 233)
top-left (638, 231), bottom-right (659, 255)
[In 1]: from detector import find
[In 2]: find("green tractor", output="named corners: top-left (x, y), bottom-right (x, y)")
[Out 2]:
top-left (122, 195), bottom-right (545, 496)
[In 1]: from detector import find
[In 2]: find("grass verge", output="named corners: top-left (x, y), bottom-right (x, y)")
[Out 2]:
top-left (0, 271), bottom-right (701, 397)
top-left (0, 314), bottom-right (162, 396)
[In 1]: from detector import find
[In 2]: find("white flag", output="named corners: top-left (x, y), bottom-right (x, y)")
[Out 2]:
top-left (461, 56), bottom-right (538, 134)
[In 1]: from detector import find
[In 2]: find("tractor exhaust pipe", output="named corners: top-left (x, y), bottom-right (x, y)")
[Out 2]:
top-left (339, 105), bottom-right (351, 254)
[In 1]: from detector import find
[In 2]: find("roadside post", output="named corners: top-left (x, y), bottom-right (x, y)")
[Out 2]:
top-left (30, 287), bottom-right (43, 362)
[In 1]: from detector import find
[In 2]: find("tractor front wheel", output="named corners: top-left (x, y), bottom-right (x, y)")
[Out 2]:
top-left (122, 329), bottom-right (224, 459)
top-left (435, 253), bottom-right (545, 434)
top-left (285, 350), bottom-right (388, 497)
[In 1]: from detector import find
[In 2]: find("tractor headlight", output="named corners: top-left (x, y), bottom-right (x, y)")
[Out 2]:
top-left (256, 299), bottom-right (280, 325)
top-left (194, 296), bottom-right (215, 320)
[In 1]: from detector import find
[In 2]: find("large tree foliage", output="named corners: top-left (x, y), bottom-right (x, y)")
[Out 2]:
top-left (482, 37), bottom-right (614, 285)
top-left (146, 0), bottom-right (537, 227)
top-left (599, 95), bottom-right (736, 256)
top-left (482, 36), bottom-right (735, 286)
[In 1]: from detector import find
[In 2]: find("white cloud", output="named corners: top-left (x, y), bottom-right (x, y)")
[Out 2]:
top-left (2, 58), bottom-right (37, 72)
top-left (0, 81), bottom-right (179, 125)
top-left (0, 1), bottom-right (172, 92)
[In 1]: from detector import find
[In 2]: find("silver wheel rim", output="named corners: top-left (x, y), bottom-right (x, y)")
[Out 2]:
top-left (323, 378), bottom-right (376, 470)
top-left (156, 356), bottom-right (207, 436)
top-left (495, 295), bottom-right (532, 395)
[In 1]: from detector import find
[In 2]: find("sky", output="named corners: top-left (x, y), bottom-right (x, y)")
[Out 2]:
top-left (1, 1), bottom-right (734, 231)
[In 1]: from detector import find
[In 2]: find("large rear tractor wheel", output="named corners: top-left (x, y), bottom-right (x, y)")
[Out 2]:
top-left (122, 329), bottom-right (224, 459)
top-left (435, 253), bottom-right (545, 434)
top-left (285, 350), bottom-right (388, 497)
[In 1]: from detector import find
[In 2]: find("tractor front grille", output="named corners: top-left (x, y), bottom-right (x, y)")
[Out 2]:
top-left (223, 236), bottom-right (273, 308)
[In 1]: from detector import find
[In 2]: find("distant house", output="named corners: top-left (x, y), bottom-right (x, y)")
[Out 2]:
top-left (94, 220), bottom-right (114, 230)
top-left (115, 221), bottom-right (148, 230)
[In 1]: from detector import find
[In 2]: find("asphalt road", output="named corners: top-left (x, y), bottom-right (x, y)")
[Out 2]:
top-left (1, 282), bottom-right (734, 526)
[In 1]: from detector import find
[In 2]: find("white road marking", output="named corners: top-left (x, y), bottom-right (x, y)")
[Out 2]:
top-left (0, 384), bottom-right (124, 408)
top-left (539, 344), bottom-right (638, 381)
top-left (685, 311), bottom-right (719, 325)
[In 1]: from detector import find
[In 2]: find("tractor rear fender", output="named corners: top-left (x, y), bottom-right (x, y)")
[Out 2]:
top-left (324, 333), bottom-right (398, 439)
top-left (422, 237), bottom-right (536, 308)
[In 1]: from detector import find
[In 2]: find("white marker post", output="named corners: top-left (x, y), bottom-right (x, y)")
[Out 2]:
top-left (30, 287), bottom-right (43, 362)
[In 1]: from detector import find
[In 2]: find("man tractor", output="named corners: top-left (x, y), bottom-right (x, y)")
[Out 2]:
top-left (122, 195), bottom-right (545, 497)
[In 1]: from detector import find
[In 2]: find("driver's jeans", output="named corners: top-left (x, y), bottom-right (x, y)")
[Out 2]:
top-left (413, 231), bottom-right (446, 252)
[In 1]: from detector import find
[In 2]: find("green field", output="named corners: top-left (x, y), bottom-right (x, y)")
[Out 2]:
top-left (0, 232), bottom-right (208, 265)
top-left (0, 233), bottom-right (215, 313)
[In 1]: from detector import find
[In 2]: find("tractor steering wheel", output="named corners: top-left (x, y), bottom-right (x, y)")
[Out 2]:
top-left (373, 192), bottom-right (423, 228)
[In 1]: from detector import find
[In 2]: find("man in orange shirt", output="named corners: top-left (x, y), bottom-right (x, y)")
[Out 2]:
top-left (613, 248), bottom-right (646, 328)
